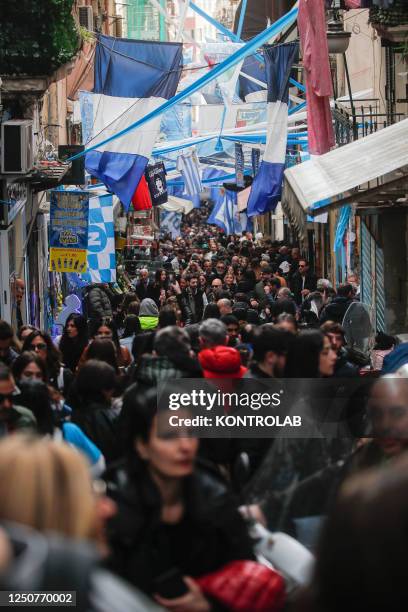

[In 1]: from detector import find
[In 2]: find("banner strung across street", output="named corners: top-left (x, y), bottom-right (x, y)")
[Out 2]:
top-left (49, 190), bottom-right (89, 273)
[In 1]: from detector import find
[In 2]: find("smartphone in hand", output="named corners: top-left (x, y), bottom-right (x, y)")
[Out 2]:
top-left (152, 567), bottom-right (188, 599)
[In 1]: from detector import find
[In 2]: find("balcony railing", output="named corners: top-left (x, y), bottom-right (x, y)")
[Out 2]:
top-left (333, 101), bottom-right (405, 147)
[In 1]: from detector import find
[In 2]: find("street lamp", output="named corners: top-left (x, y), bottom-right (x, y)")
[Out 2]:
top-left (326, 1), bottom-right (351, 55)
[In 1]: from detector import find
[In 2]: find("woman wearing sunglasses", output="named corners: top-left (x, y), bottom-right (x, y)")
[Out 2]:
top-left (22, 331), bottom-right (74, 398)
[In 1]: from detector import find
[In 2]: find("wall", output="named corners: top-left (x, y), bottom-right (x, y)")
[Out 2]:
top-left (342, 9), bottom-right (385, 110)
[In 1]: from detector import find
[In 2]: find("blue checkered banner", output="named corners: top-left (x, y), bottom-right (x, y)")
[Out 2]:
top-left (81, 193), bottom-right (116, 283)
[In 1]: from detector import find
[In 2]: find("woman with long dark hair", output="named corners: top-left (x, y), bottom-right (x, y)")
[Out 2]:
top-left (12, 351), bottom-right (47, 383)
top-left (120, 315), bottom-right (142, 356)
top-left (58, 314), bottom-right (89, 372)
top-left (17, 379), bottom-right (105, 477)
top-left (22, 330), bottom-right (73, 397)
top-left (79, 318), bottom-right (132, 370)
top-left (149, 269), bottom-right (169, 308)
top-left (105, 386), bottom-right (255, 605)
top-left (237, 269), bottom-right (257, 294)
top-left (71, 360), bottom-right (121, 464)
top-left (285, 329), bottom-right (336, 378)
top-left (85, 339), bottom-right (120, 373)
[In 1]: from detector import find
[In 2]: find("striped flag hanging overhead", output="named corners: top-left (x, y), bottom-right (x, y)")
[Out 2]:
top-left (207, 189), bottom-right (252, 236)
top-left (85, 35), bottom-right (183, 209)
top-left (247, 42), bottom-right (298, 217)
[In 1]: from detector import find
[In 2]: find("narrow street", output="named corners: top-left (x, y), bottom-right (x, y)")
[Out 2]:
top-left (0, 1), bottom-right (408, 610)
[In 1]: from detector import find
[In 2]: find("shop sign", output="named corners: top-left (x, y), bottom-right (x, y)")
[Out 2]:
top-left (49, 190), bottom-right (89, 273)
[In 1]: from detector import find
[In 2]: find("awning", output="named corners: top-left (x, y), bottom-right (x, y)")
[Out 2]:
top-left (282, 118), bottom-right (408, 240)
top-left (160, 195), bottom-right (194, 215)
top-left (28, 161), bottom-right (71, 193)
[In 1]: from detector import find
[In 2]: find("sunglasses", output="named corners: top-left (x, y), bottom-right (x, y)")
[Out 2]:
top-left (30, 343), bottom-right (47, 351)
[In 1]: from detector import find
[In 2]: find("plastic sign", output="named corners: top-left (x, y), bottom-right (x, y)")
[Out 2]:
top-left (49, 190), bottom-right (89, 273)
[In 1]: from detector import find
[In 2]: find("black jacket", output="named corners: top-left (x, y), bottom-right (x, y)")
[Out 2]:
top-left (72, 401), bottom-right (121, 464)
top-left (86, 285), bottom-right (113, 320)
top-left (243, 363), bottom-right (271, 379)
top-left (334, 353), bottom-right (360, 378)
top-left (290, 272), bottom-right (318, 305)
top-left (177, 289), bottom-right (205, 324)
top-left (270, 298), bottom-right (297, 318)
top-left (104, 460), bottom-right (255, 596)
top-left (319, 297), bottom-right (353, 324)
top-left (135, 280), bottom-right (155, 302)
top-left (183, 289), bottom-right (204, 323)
top-left (48, 366), bottom-right (74, 398)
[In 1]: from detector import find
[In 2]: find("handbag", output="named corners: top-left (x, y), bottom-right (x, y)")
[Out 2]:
top-left (195, 560), bottom-right (285, 612)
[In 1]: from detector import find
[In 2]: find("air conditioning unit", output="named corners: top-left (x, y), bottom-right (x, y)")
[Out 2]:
top-left (79, 5), bottom-right (94, 31)
top-left (1, 120), bottom-right (34, 174)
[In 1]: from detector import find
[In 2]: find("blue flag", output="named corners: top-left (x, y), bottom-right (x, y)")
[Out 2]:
top-left (247, 42), bottom-right (298, 217)
top-left (85, 35), bottom-right (183, 209)
top-left (208, 189), bottom-right (252, 236)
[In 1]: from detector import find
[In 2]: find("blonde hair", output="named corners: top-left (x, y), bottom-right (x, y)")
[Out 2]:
top-left (0, 435), bottom-right (96, 540)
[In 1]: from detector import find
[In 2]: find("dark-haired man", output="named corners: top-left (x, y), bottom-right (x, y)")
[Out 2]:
top-left (244, 325), bottom-right (293, 379)
top-left (290, 259), bottom-right (318, 305)
top-left (321, 321), bottom-right (359, 377)
top-left (220, 314), bottom-right (241, 347)
top-left (0, 321), bottom-right (18, 367)
top-left (319, 283), bottom-right (354, 324)
top-left (0, 366), bottom-right (36, 435)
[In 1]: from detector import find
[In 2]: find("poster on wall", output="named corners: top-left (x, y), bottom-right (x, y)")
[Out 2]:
top-left (49, 190), bottom-right (89, 273)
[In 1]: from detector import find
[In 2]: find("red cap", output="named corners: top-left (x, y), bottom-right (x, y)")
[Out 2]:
top-left (199, 346), bottom-right (247, 379)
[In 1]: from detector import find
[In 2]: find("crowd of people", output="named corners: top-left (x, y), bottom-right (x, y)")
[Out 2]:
top-left (0, 219), bottom-right (407, 610)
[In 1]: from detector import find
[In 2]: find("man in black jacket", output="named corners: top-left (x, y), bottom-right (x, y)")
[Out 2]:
top-left (244, 325), bottom-right (293, 379)
top-left (319, 283), bottom-right (354, 324)
top-left (177, 275), bottom-right (206, 324)
top-left (320, 321), bottom-right (359, 377)
top-left (290, 259), bottom-right (318, 305)
top-left (85, 284), bottom-right (113, 321)
top-left (134, 269), bottom-right (153, 301)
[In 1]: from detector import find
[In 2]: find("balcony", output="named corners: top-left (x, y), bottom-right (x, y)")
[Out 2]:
top-left (369, 3), bottom-right (408, 42)
top-left (333, 100), bottom-right (405, 147)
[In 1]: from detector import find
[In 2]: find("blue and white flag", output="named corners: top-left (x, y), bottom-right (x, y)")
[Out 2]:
top-left (160, 210), bottom-right (182, 239)
top-left (207, 189), bottom-right (252, 236)
top-left (176, 151), bottom-right (202, 208)
top-left (247, 42), bottom-right (298, 217)
top-left (82, 193), bottom-right (116, 284)
top-left (239, 55), bottom-right (267, 102)
top-left (85, 35), bottom-right (183, 209)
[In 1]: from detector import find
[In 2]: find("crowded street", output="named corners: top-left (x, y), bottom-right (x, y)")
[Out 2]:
top-left (1, 1), bottom-right (408, 610)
